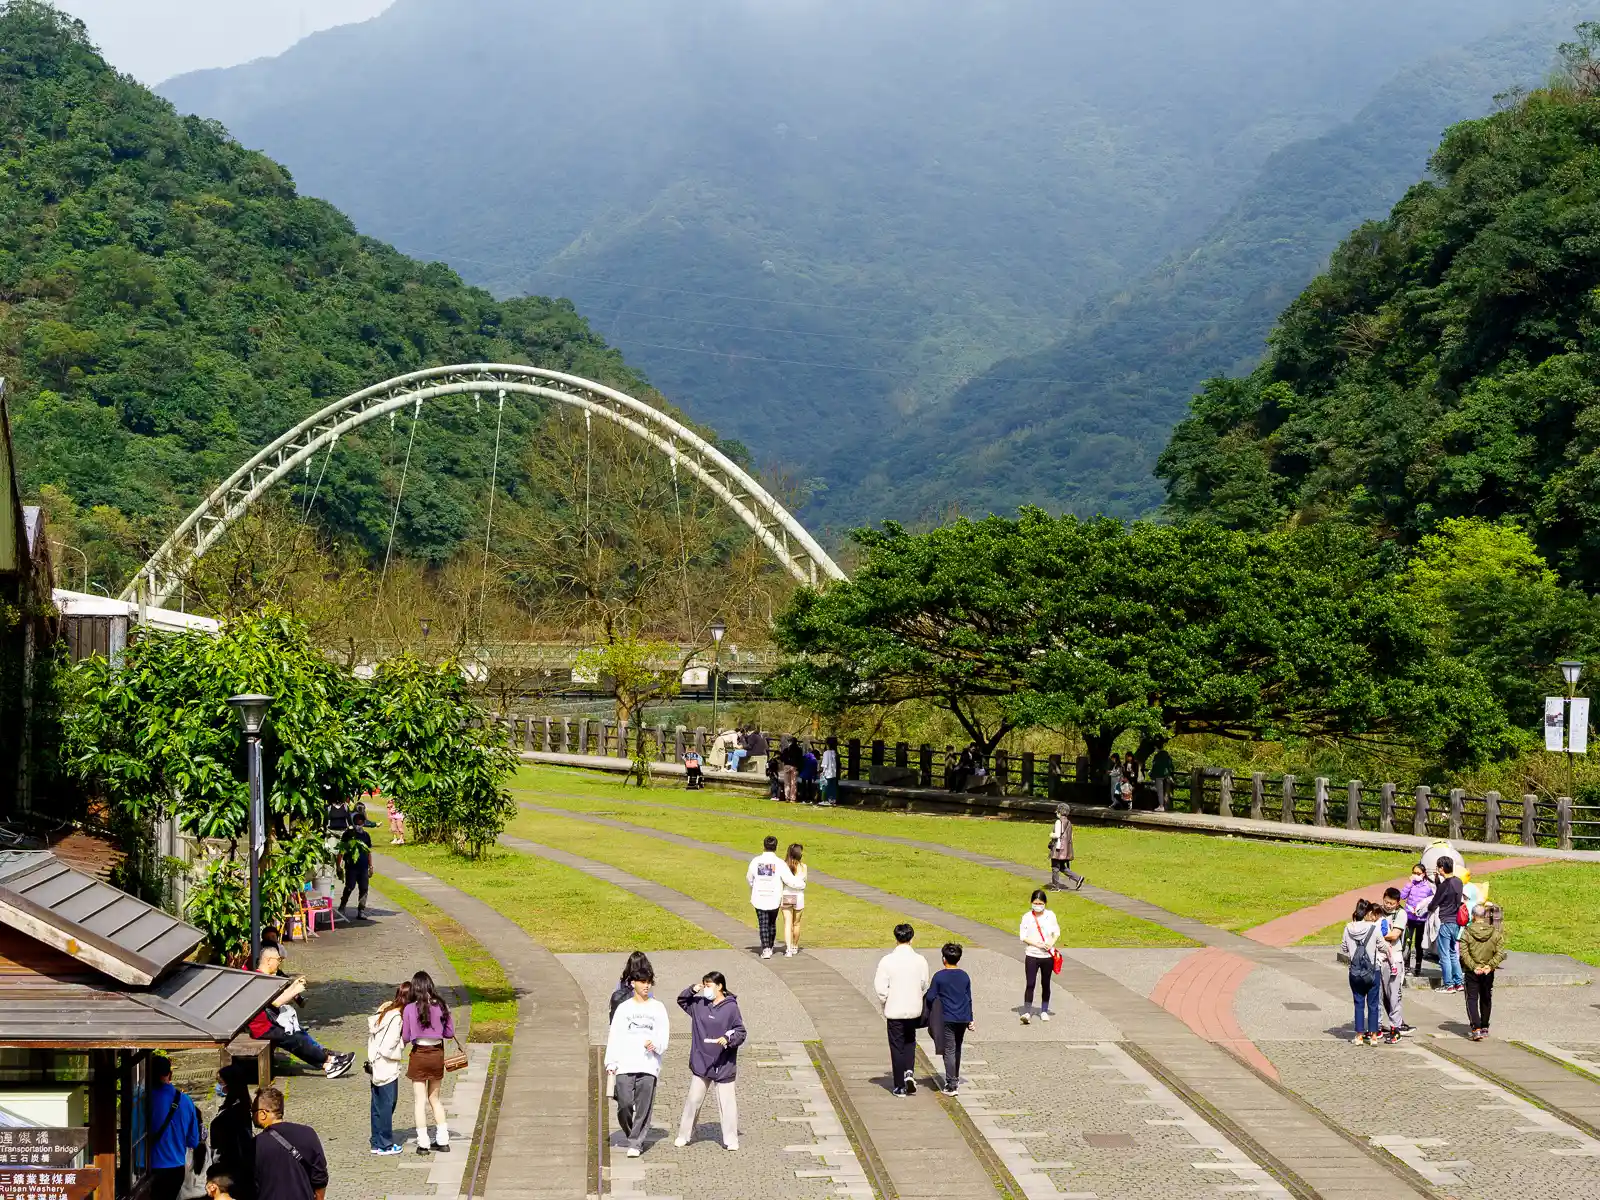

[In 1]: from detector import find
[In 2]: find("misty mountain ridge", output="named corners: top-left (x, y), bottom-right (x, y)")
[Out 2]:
top-left (158, 0), bottom-right (1539, 528)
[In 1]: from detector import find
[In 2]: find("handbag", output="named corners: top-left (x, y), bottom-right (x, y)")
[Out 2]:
top-left (1456, 903), bottom-right (1470, 927)
top-left (444, 1034), bottom-right (469, 1073)
top-left (1032, 913), bottom-right (1063, 975)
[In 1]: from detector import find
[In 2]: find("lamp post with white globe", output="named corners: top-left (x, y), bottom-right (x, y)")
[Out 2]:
top-left (710, 619), bottom-right (726, 737)
top-left (227, 693), bottom-right (272, 967)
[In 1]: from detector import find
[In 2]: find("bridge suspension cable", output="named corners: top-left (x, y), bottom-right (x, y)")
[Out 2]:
top-left (120, 364), bottom-right (847, 607)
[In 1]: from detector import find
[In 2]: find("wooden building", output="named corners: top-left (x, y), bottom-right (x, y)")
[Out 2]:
top-left (0, 850), bottom-right (282, 1197)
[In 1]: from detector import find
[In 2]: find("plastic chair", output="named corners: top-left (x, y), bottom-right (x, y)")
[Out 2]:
top-left (301, 889), bottom-right (338, 936)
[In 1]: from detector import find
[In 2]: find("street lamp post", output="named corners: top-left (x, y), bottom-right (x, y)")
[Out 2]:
top-left (228, 694), bottom-right (272, 967)
top-left (710, 619), bottom-right (726, 736)
top-left (1560, 660), bottom-right (1585, 798)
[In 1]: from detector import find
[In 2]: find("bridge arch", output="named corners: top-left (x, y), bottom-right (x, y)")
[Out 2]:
top-left (120, 364), bottom-right (846, 606)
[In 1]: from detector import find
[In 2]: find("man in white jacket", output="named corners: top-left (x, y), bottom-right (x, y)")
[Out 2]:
top-left (747, 835), bottom-right (785, 959)
top-left (605, 957), bottom-right (671, 1157)
top-left (874, 923), bottom-right (929, 1096)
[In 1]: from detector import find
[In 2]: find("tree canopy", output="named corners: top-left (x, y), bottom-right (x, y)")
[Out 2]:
top-left (772, 511), bottom-right (1509, 765)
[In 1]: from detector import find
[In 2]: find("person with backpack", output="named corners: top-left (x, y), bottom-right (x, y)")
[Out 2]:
top-left (1428, 856), bottom-right (1467, 993)
top-left (147, 1055), bottom-right (204, 1200)
top-left (1341, 900), bottom-right (1385, 1044)
top-left (1399, 863), bottom-right (1434, 977)
top-left (674, 971), bottom-right (747, 1151)
top-left (1047, 804), bottom-right (1084, 891)
top-left (1459, 904), bottom-right (1507, 1040)
top-left (252, 1086), bottom-right (329, 1200)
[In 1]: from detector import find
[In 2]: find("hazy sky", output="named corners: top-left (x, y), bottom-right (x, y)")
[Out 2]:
top-left (53, 0), bottom-right (395, 84)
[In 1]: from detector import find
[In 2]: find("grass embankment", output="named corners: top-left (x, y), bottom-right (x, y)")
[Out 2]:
top-left (1299, 861), bottom-right (1600, 966)
top-left (375, 873), bottom-right (519, 1042)
top-left (380, 842), bottom-right (720, 952)
top-left (509, 770), bottom-right (1192, 947)
top-left (509, 808), bottom-right (959, 947)
top-left (513, 764), bottom-right (1414, 932)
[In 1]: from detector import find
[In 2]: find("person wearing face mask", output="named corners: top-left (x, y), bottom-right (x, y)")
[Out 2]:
top-left (1399, 863), bottom-right (1434, 978)
top-left (1019, 889), bottom-right (1060, 1025)
top-left (605, 957), bottom-right (671, 1158)
top-left (674, 972), bottom-right (747, 1151)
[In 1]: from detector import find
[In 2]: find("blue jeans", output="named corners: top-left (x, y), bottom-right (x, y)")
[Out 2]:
top-left (821, 777), bottom-right (838, 803)
top-left (1350, 978), bottom-right (1381, 1033)
top-left (370, 1079), bottom-right (398, 1149)
top-left (1436, 921), bottom-right (1463, 987)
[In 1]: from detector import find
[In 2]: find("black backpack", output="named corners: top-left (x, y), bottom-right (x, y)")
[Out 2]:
top-left (608, 984), bottom-right (630, 1021)
top-left (1348, 927), bottom-right (1379, 991)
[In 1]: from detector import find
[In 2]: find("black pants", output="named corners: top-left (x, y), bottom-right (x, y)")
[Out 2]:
top-left (1465, 969), bottom-right (1496, 1029)
top-left (341, 869), bottom-right (369, 912)
top-left (1024, 955), bottom-right (1053, 1010)
top-left (150, 1166), bottom-right (187, 1200)
top-left (266, 1026), bottom-right (328, 1068)
top-left (939, 1021), bottom-right (969, 1087)
top-left (886, 1017), bottom-right (919, 1087)
top-left (686, 766), bottom-right (703, 788)
top-left (1402, 920), bottom-right (1425, 974)
top-left (755, 907), bottom-right (779, 950)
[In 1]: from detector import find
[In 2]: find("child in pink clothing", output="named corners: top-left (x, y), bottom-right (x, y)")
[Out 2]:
top-left (385, 793), bottom-right (405, 844)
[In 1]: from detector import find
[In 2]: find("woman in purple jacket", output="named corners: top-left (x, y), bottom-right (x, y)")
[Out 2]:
top-left (673, 971), bottom-right (747, 1151)
top-left (402, 971), bottom-right (457, 1156)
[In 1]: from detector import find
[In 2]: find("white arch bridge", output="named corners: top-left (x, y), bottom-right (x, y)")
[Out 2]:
top-left (119, 364), bottom-right (846, 607)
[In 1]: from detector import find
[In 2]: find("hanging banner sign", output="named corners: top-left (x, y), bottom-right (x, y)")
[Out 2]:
top-left (0, 1128), bottom-right (88, 1168)
top-left (1546, 697), bottom-right (1567, 752)
top-left (0, 1166), bottom-right (99, 1200)
top-left (1571, 697), bottom-right (1590, 755)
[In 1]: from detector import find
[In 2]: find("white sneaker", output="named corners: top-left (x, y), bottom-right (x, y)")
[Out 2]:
top-left (1040, 1011), bottom-right (1051, 1022)
top-left (761, 948), bottom-right (773, 959)
top-left (1020, 1012), bottom-right (1030, 1025)
top-left (673, 1138), bottom-right (688, 1148)
top-left (785, 947), bottom-right (797, 957)
top-left (626, 1148), bottom-right (642, 1158)
top-left (725, 1142), bottom-right (739, 1151)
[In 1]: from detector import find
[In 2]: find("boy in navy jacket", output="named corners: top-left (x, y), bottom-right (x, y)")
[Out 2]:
top-left (925, 943), bottom-right (974, 1094)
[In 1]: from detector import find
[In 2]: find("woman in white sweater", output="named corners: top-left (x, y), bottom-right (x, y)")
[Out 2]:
top-left (1019, 889), bottom-right (1060, 1025)
top-left (605, 955), bottom-right (671, 1158)
top-left (366, 980), bottom-right (411, 1155)
top-left (780, 843), bottom-right (808, 957)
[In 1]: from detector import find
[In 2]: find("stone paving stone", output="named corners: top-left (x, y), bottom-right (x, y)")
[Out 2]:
top-left (1271, 1041), bottom-right (1600, 1198)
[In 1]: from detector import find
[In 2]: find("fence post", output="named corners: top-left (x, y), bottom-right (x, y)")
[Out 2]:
top-left (919, 744), bottom-right (933, 788)
top-left (617, 724), bottom-right (629, 757)
top-left (595, 720), bottom-right (609, 756)
top-left (1250, 773), bottom-right (1265, 821)
top-left (943, 745), bottom-right (954, 789)
top-left (1218, 770), bottom-right (1233, 819)
top-left (695, 727), bottom-right (706, 754)
top-left (871, 740), bottom-right (885, 769)
top-left (542, 717), bottom-right (552, 752)
top-left (1075, 755), bottom-right (1090, 786)
top-left (1412, 786), bottom-right (1430, 838)
top-left (1313, 777), bottom-right (1329, 827)
top-left (1346, 781), bottom-right (1362, 831)
top-left (1522, 794), bottom-right (1537, 846)
top-left (1484, 790), bottom-right (1500, 844)
top-left (656, 724), bottom-right (668, 761)
top-left (1281, 775), bottom-right (1296, 823)
top-left (1559, 795), bottom-right (1573, 850)
top-left (1021, 752), bottom-right (1035, 795)
top-left (577, 718), bottom-right (589, 755)
top-left (1048, 754), bottom-right (1062, 798)
top-left (893, 741), bottom-right (908, 770)
top-left (1379, 783), bottom-right (1396, 833)
top-left (674, 726), bottom-right (685, 762)
top-left (848, 739), bottom-right (861, 780)
top-left (1190, 767), bottom-right (1206, 815)
top-left (1448, 788), bottom-right (1465, 842)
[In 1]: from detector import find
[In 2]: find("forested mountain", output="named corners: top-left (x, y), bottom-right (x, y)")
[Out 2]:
top-left (158, 0), bottom-right (1535, 527)
top-left (838, 8), bottom-right (1600, 527)
top-left (0, 2), bottom-right (656, 588)
top-left (1157, 25), bottom-right (1600, 591)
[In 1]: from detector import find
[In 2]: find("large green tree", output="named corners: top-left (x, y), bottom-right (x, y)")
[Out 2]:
top-left (772, 511), bottom-right (1509, 767)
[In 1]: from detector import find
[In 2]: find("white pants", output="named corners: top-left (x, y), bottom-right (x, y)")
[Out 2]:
top-left (676, 1075), bottom-right (738, 1147)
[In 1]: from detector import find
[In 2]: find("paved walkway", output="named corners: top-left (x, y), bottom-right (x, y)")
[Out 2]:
top-left (506, 809), bottom-right (1433, 1200)
top-left (502, 835), bottom-right (1003, 1200)
top-left (371, 852), bottom-right (589, 1200)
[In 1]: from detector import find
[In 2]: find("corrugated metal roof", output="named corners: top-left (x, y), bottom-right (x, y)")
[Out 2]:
top-left (0, 852), bottom-right (203, 985)
top-left (0, 964), bottom-right (283, 1047)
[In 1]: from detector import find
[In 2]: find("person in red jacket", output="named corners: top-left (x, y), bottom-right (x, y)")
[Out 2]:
top-left (249, 946), bottom-right (356, 1079)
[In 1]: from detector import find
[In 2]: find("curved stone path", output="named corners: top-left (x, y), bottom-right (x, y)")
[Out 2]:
top-left (511, 804), bottom-right (1435, 1200)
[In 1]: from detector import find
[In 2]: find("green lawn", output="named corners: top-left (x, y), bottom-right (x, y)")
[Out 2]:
top-left (374, 873), bottom-right (519, 1042)
top-left (1300, 861), bottom-right (1600, 966)
top-left (511, 770), bottom-right (1191, 947)
top-left (508, 809), bottom-right (960, 947)
top-left (513, 765), bottom-right (1415, 932)
top-left (380, 841), bottom-right (720, 952)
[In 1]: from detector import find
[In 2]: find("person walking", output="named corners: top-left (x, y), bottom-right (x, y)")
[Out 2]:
top-left (874, 923), bottom-right (929, 1096)
top-left (925, 943), bottom-right (973, 1094)
top-left (605, 955), bottom-right (670, 1157)
top-left (674, 971), bottom-right (747, 1151)
top-left (1341, 900), bottom-right (1384, 1045)
top-left (1399, 862), bottom-right (1433, 978)
top-left (1460, 904), bottom-right (1507, 1040)
top-left (367, 981), bottom-right (411, 1155)
top-left (780, 843), bottom-right (808, 957)
top-left (403, 971), bottom-right (457, 1155)
top-left (338, 819), bottom-right (373, 920)
top-left (1376, 888), bottom-right (1408, 1042)
top-left (819, 736), bottom-right (840, 806)
top-left (147, 1055), bottom-right (204, 1200)
top-left (1428, 856), bottom-right (1466, 993)
top-left (747, 835), bottom-right (785, 959)
top-left (1047, 805), bottom-right (1084, 890)
top-left (210, 1064), bottom-right (258, 1200)
top-left (1019, 889), bottom-right (1060, 1024)
top-left (252, 1086), bottom-right (329, 1200)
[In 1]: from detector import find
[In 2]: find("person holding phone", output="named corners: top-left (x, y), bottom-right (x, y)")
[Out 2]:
top-left (674, 971), bottom-right (747, 1151)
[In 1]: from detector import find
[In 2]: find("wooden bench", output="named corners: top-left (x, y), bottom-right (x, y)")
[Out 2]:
top-left (221, 1033), bottom-right (273, 1088)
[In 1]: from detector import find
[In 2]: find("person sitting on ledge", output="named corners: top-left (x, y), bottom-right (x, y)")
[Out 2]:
top-left (249, 945), bottom-right (357, 1080)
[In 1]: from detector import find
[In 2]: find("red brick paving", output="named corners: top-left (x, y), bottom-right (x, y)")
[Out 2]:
top-left (1148, 947), bottom-right (1278, 1080)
